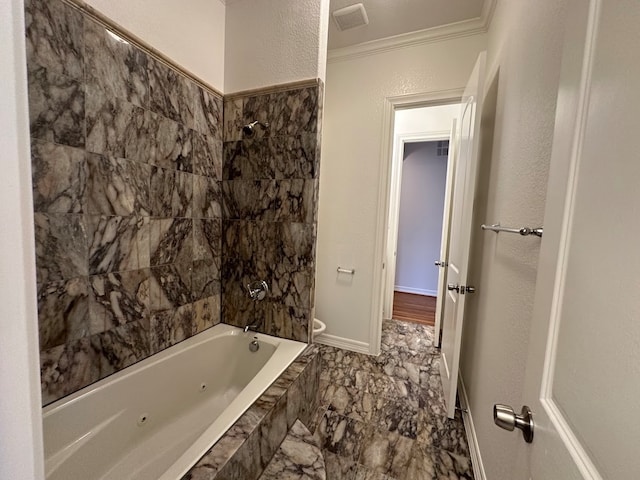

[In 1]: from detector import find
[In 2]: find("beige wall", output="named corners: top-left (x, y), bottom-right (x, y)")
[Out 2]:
top-left (224, 0), bottom-right (330, 93)
top-left (86, 0), bottom-right (226, 90)
top-left (460, 1), bottom-right (570, 478)
top-left (316, 34), bottom-right (486, 347)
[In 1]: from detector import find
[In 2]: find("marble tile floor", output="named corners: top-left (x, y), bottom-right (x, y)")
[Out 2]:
top-left (310, 319), bottom-right (474, 480)
top-left (260, 420), bottom-right (326, 480)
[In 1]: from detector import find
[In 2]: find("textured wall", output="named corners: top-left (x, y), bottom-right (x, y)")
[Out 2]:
top-left (459, 1), bottom-right (569, 478)
top-left (26, 0), bottom-right (224, 405)
top-left (84, 0), bottom-right (226, 91)
top-left (222, 84), bottom-right (323, 343)
top-left (224, 0), bottom-right (329, 93)
top-left (316, 34), bottom-right (486, 346)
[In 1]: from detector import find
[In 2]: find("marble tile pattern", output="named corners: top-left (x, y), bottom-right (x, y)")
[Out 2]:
top-left (26, 0), bottom-right (223, 405)
top-left (222, 83), bottom-right (323, 343)
top-left (311, 320), bottom-right (474, 479)
top-left (259, 420), bottom-right (326, 480)
top-left (184, 345), bottom-right (321, 480)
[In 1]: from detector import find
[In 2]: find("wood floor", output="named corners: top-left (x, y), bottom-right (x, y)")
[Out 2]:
top-left (392, 292), bottom-right (436, 326)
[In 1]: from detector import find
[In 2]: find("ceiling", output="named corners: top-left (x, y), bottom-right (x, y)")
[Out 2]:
top-left (328, 0), bottom-right (486, 50)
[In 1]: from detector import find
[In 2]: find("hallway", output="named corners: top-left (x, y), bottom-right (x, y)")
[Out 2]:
top-left (314, 319), bottom-right (472, 479)
top-left (392, 292), bottom-right (436, 326)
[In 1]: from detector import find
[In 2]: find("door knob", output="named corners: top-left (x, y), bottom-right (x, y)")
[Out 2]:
top-left (493, 404), bottom-right (534, 443)
top-left (434, 260), bottom-right (447, 267)
top-left (447, 284), bottom-right (460, 292)
top-left (464, 285), bottom-right (476, 294)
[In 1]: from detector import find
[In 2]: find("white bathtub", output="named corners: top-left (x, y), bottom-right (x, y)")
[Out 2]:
top-left (42, 324), bottom-right (307, 480)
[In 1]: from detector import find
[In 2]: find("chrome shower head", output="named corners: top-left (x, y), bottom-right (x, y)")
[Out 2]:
top-left (242, 120), bottom-right (270, 138)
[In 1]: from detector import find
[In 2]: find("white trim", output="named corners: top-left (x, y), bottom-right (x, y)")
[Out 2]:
top-left (327, 0), bottom-right (496, 63)
top-left (314, 333), bottom-right (371, 355)
top-left (458, 374), bottom-right (487, 480)
top-left (539, 2), bottom-right (604, 478)
top-left (371, 88), bottom-right (464, 356)
top-left (394, 286), bottom-right (437, 297)
top-left (0, 0), bottom-right (45, 478)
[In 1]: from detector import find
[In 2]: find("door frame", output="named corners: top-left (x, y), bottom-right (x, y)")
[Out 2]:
top-left (370, 88), bottom-right (464, 355)
top-left (383, 130), bottom-right (452, 322)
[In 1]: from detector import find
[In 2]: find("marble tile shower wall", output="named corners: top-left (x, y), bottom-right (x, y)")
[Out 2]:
top-left (222, 84), bottom-right (323, 343)
top-left (26, 0), bottom-right (223, 405)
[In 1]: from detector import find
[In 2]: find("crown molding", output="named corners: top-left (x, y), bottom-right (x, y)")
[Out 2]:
top-left (328, 0), bottom-right (496, 64)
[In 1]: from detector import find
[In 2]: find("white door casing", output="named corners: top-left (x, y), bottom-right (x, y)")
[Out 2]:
top-left (434, 119), bottom-right (458, 347)
top-left (514, 0), bottom-right (640, 478)
top-left (439, 52), bottom-right (486, 419)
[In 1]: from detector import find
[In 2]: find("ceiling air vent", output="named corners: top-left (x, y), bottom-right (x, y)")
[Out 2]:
top-left (332, 3), bottom-right (369, 31)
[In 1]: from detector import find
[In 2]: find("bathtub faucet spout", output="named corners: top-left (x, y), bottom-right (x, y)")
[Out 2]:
top-left (243, 320), bottom-right (261, 333)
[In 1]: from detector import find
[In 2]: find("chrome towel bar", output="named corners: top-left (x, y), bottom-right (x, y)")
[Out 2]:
top-left (337, 267), bottom-right (355, 275)
top-left (481, 223), bottom-right (543, 237)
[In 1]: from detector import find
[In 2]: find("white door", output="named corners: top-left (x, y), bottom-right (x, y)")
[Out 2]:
top-left (509, 1), bottom-right (640, 478)
top-left (439, 52), bottom-right (486, 419)
top-left (433, 119), bottom-right (457, 347)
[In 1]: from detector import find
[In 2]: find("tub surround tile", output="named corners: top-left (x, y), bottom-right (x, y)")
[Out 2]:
top-left (149, 304), bottom-right (193, 353)
top-left (193, 133), bottom-right (223, 180)
top-left (90, 269), bottom-right (150, 330)
top-left (194, 218), bottom-right (222, 261)
top-left (185, 347), bottom-right (320, 480)
top-left (148, 58), bottom-right (194, 128)
top-left (31, 140), bottom-right (86, 214)
top-left (87, 215), bottom-right (150, 274)
top-left (25, 0), bottom-right (84, 79)
top-left (221, 83), bottom-right (323, 344)
top-left (223, 179), bottom-right (277, 221)
top-left (150, 218), bottom-right (193, 267)
top-left (150, 263), bottom-right (193, 311)
top-left (242, 95), bottom-right (272, 139)
top-left (224, 139), bottom-right (272, 181)
top-left (28, 66), bottom-right (85, 148)
top-left (270, 134), bottom-right (318, 180)
top-left (270, 87), bottom-right (319, 137)
top-left (259, 420), bottom-right (326, 480)
top-left (84, 20), bottom-right (148, 108)
top-left (223, 97), bottom-right (243, 142)
top-left (193, 176), bottom-right (222, 219)
top-left (192, 259), bottom-right (221, 301)
top-left (192, 85), bottom-right (223, 141)
top-left (37, 277), bottom-right (92, 350)
top-left (86, 154), bottom-right (151, 216)
top-left (34, 212), bottom-right (88, 284)
top-left (40, 337), bottom-right (100, 405)
top-left (30, 0), bottom-right (225, 405)
top-left (150, 167), bottom-right (193, 218)
top-left (92, 320), bottom-right (150, 376)
top-left (192, 295), bottom-right (221, 334)
top-left (148, 110), bottom-right (194, 172)
top-left (85, 84), bottom-right (149, 162)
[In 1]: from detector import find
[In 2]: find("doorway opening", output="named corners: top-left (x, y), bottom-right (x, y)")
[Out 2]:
top-left (382, 102), bottom-right (460, 344)
top-left (392, 139), bottom-right (449, 326)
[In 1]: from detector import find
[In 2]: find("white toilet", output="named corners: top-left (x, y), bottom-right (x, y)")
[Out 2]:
top-left (312, 318), bottom-right (326, 340)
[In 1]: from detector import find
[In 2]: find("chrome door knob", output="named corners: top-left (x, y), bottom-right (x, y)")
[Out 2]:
top-left (493, 404), bottom-right (534, 443)
top-left (447, 284), bottom-right (460, 292)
